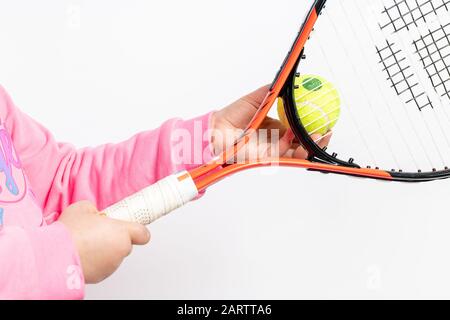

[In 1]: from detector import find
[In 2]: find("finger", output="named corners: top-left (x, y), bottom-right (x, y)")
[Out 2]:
top-left (240, 84), bottom-right (271, 110)
top-left (284, 144), bottom-right (309, 160)
top-left (289, 141), bottom-right (301, 150)
top-left (262, 118), bottom-right (289, 141)
top-left (278, 128), bottom-right (296, 156)
top-left (125, 222), bottom-right (151, 245)
top-left (314, 132), bottom-right (333, 149)
top-left (262, 117), bottom-right (288, 131)
top-left (283, 131), bottom-right (333, 160)
top-left (310, 134), bottom-right (322, 145)
top-left (283, 128), bottom-right (295, 143)
top-left (293, 146), bottom-right (309, 159)
top-left (283, 148), bottom-right (297, 158)
top-left (77, 201), bottom-right (99, 215)
top-left (219, 84), bottom-right (272, 130)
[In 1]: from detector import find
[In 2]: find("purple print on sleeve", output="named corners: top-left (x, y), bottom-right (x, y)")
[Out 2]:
top-left (0, 126), bottom-right (26, 204)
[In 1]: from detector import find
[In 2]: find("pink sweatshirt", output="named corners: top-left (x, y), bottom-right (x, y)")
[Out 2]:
top-left (0, 85), bottom-right (214, 299)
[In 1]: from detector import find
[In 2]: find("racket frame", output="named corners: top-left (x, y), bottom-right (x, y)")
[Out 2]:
top-left (191, 0), bottom-right (450, 191)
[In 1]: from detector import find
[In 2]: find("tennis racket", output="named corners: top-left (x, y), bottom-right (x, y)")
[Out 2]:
top-left (105, 0), bottom-right (450, 225)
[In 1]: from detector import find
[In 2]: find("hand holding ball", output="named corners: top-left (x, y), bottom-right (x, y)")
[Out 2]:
top-left (278, 74), bottom-right (341, 135)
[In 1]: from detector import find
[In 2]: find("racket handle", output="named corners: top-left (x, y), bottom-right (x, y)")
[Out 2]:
top-left (103, 171), bottom-right (199, 225)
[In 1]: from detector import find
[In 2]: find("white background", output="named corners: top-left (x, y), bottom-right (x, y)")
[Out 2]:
top-left (1, 0), bottom-right (450, 299)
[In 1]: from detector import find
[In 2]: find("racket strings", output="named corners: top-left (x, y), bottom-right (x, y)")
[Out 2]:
top-left (310, 19), bottom-right (380, 167)
top-left (376, 1), bottom-right (450, 170)
top-left (375, 9), bottom-right (450, 171)
top-left (414, 12), bottom-right (450, 142)
top-left (341, 1), bottom-right (423, 170)
top-left (376, 0), bottom-right (450, 170)
top-left (323, 7), bottom-right (402, 169)
top-left (379, 0), bottom-right (450, 114)
top-left (377, 0), bottom-right (450, 168)
top-left (413, 22), bottom-right (450, 100)
top-left (385, 0), bottom-right (450, 169)
top-left (376, 41), bottom-right (433, 111)
top-left (354, 2), bottom-right (439, 171)
top-left (297, 0), bottom-right (450, 173)
top-left (380, 0), bottom-right (450, 33)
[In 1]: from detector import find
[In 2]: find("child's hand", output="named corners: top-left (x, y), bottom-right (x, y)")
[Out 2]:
top-left (58, 201), bottom-right (150, 284)
top-left (211, 85), bottom-right (331, 160)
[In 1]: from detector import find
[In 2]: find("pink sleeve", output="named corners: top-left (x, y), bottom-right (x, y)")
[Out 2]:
top-left (0, 85), bottom-right (215, 217)
top-left (0, 222), bottom-right (84, 300)
top-left (0, 85), bottom-right (215, 299)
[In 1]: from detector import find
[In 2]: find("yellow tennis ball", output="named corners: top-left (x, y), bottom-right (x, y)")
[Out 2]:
top-left (278, 75), bottom-right (341, 135)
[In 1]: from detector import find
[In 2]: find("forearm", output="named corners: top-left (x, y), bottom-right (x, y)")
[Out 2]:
top-left (40, 113), bottom-right (215, 214)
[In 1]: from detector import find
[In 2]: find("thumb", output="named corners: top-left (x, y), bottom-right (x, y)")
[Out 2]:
top-left (124, 221), bottom-right (151, 245)
top-left (241, 84), bottom-right (271, 110)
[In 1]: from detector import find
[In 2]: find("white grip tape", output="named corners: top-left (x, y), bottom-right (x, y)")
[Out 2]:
top-left (104, 171), bottom-right (199, 225)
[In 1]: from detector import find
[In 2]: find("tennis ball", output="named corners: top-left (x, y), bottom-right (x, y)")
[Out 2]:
top-left (277, 74), bottom-right (341, 135)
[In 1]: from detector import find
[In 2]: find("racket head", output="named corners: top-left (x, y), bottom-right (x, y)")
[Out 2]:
top-left (280, 0), bottom-right (450, 182)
